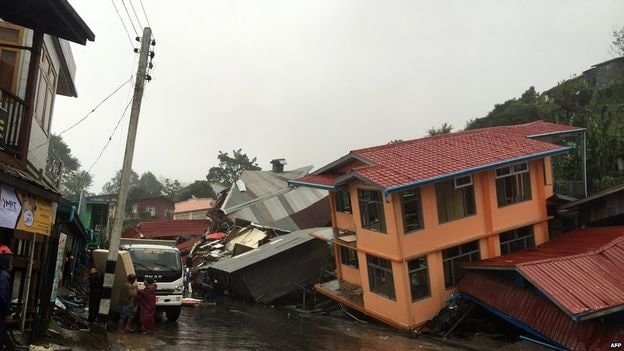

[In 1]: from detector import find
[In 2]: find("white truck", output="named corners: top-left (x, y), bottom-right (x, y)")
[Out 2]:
top-left (119, 238), bottom-right (184, 322)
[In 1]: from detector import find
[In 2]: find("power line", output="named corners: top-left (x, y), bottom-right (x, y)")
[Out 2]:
top-left (120, 0), bottom-right (139, 37)
top-left (138, 0), bottom-right (155, 39)
top-left (110, 0), bottom-right (134, 48)
top-left (128, 0), bottom-right (144, 31)
top-left (32, 76), bottom-right (133, 151)
top-left (87, 98), bottom-right (133, 173)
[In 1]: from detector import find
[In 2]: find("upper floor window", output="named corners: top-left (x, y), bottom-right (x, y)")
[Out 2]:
top-left (401, 188), bottom-right (424, 233)
top-left (339, 246), bottom-right (358, 268)
top-left (358, 189), bottom-right (386, 233)
top-left (0, 24), bottom-right (23, 93)
top-left (442, 240), bottom-right (480, 289)
top-left (145, 206), bottom-right (156, 217)
top-left (408, 256), bottom-right (430, 301)
top-left (496, 162), bottom-right (531, 207)
top-left (335, 191), bottom-right (351, 213)
top-left (435, 176), bottom-right (476, 224)
top-left (367, 254), bottom-right (395, 300)
top-left (500, 226), bottom-right (535, 255)
top-left (34, 46), bottom-right (57, 134)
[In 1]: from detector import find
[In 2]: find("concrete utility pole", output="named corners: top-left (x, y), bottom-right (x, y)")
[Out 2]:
top-left (100, 27), bottom-right (152, 320)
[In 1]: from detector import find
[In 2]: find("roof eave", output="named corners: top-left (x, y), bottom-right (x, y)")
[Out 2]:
top-left (383, 147), bottom-right (572, 196)
top-left (527, 128), bottom-right (586, 139)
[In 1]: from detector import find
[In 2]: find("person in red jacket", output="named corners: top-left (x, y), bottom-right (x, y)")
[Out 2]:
top-left (137, 277), bottom-right (157, 334)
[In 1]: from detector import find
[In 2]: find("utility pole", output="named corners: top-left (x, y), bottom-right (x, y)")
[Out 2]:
top-left (100, 27), bottom-right (152, 320)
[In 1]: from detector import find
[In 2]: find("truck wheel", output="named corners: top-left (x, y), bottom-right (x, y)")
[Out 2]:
top-left (166, 306), bottom-right (181, 322)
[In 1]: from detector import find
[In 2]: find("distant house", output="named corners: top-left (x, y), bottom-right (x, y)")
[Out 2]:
top-left (582, 56), bottom-right (624, 88)
top-left (220, 159), bottom-right (330, 232)
top-left (290, 121), bottom-right (585, 330)
top-left (174, 197), bottom-right (215, 220)
top-left (130, 195), bottom-right (174, 220)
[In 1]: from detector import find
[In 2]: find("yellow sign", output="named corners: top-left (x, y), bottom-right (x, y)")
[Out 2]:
top-left (15, 191), bottom-right (52, 235)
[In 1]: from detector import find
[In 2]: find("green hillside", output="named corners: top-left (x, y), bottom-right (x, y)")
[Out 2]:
top-left (464, 61), bottom-right (624, 194)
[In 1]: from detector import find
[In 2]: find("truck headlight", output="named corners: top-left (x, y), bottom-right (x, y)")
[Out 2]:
top-left (174, 285), bottom-right (183, 293)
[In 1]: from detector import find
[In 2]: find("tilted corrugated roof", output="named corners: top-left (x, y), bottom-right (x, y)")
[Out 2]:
top-left (459, 271), bottom-right (618, 351)
top-left (291, 121), bottom-right (584, 194)
top-left (221, 166), bottom-right (329, 232)
top-left (464, 227), bottom-right (624, 320)
top-left (209, 227), bottom-right (331, 273)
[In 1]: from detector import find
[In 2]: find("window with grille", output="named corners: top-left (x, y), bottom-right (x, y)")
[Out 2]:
top-left (442, 241), bottom-right (481, 289)
top-left (408, 256), bottom-right (430, 301)
top-left (367, 254), bottom-right (395, 300)
top-left (335, 191), bottom-right (352, 213)
top-left (401, 188), bottom-right (424, 233)
top-left (358, 189), bottom-right (386, 233)
top-left (339, 246), bottom-right (358, 268)
top-left (500, 226), bottom-right (535, 255)
top-left (496, 162), bottom-right (532, 207)
top-left (435, 176), bottom-right (476, 223)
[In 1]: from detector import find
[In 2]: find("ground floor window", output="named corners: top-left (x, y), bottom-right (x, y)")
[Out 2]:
top-left (339, 246), bottom-right (358, 268)
top-left (367, 254), bottom-right (395, 300)
top-left (500, 226), bottom-right (535, 255)
top-left (442, 241), bottom-right (481, 289)
top-left (408, 256), bottom-right (430, 301)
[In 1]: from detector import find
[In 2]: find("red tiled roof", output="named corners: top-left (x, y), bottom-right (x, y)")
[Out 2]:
top-left (465, 226), bottom-right (624, 319)
top-left (290, 173), bottom-right (343, 188)
top-left (122, 219), bottom-right (210, 239)
top-left (459, 271), bottom-right (618, 351)
top-left (293, 121), bottom-right (583, 191)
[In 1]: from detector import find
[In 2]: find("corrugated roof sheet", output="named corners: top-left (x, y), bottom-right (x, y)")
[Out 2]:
top-left (221, 166), bottom-right (329, 232)
top-left (174, 198), bottom-right (215, 214)
top-left (121, 219), bottom-right (211, 238)
top-left (291, 121), bottom-right (584, 192)
top-left (459, 271), bottom-right (619, 351)
top-left (210, 227), bottom-right (330, 273)
top-left (464, 226), bottom-right (624, 320)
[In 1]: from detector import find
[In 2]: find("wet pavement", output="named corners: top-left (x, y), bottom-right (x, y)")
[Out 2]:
top-left (109, 297), bottom-right (461, 351)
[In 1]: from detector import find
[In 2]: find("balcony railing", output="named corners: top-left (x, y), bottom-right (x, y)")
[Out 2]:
top-left (554, 180), bottom-right (586, 199)
top-left (0, 88), bottom-right (26, 158)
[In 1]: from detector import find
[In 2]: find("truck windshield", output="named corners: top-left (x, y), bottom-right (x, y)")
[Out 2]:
top-left (128, 248), bottom-right (181, 272)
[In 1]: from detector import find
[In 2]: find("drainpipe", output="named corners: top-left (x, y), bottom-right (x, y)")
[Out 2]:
top-left (18, 29), bottom-right (43, 168)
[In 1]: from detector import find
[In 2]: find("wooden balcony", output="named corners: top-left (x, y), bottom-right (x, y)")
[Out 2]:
top-left (0, 87), bottom-right (26, 160)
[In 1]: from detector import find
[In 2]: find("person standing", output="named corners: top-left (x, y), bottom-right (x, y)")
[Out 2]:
top-left (118, 274), bottom-right (138, 332)
top-left (0, 245), bottom-right (13, 348)
top-left (87, 267), bottom-right (103, 323)
top-left (137, 277), bottom-right (157, 334)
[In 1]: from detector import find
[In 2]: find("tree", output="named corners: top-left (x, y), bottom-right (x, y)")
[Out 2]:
top-left (206, 149), bottom-right (261, 187)
top-left (163, 178), bottom-right (182, 199)
top-left (611, 26), bottom-right (624, 56)
top-left (62, 171), bottom-right (93, 200)
top-left (102, 169), bottom-right (140, 194)
top-left (48, 134), bottom-right (92, 200)
top-left (176, 180), bottom-right (217, 201)
top-left (427, 123), bottom-right (453, 136)
top-left (136, 172), bottom-right (163, 197)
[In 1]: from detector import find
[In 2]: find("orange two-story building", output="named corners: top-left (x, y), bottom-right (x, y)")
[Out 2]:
top-left (290, 121), bottom-right (585, 330)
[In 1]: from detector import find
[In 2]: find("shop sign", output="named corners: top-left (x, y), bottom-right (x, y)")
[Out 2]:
top-left (0, 184), bottom-right (52, 235)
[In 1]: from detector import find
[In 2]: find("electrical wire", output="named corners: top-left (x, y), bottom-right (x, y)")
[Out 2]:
top-left (128, 0), bottom-right (144, 31)
top-left (32, 76), bottom-right (133, 152)
top-left (120, 0), bottom-right (139, 37)
top-left (109, 0), bottom-right (134, 48)
top-left (87, 98), bottom-right (133, 173)
top-left (138, 0), bottom-right (155, 39)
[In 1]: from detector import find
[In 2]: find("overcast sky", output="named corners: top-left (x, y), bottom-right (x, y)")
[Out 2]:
top-left (54, 0), bottom-right (624, 193)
